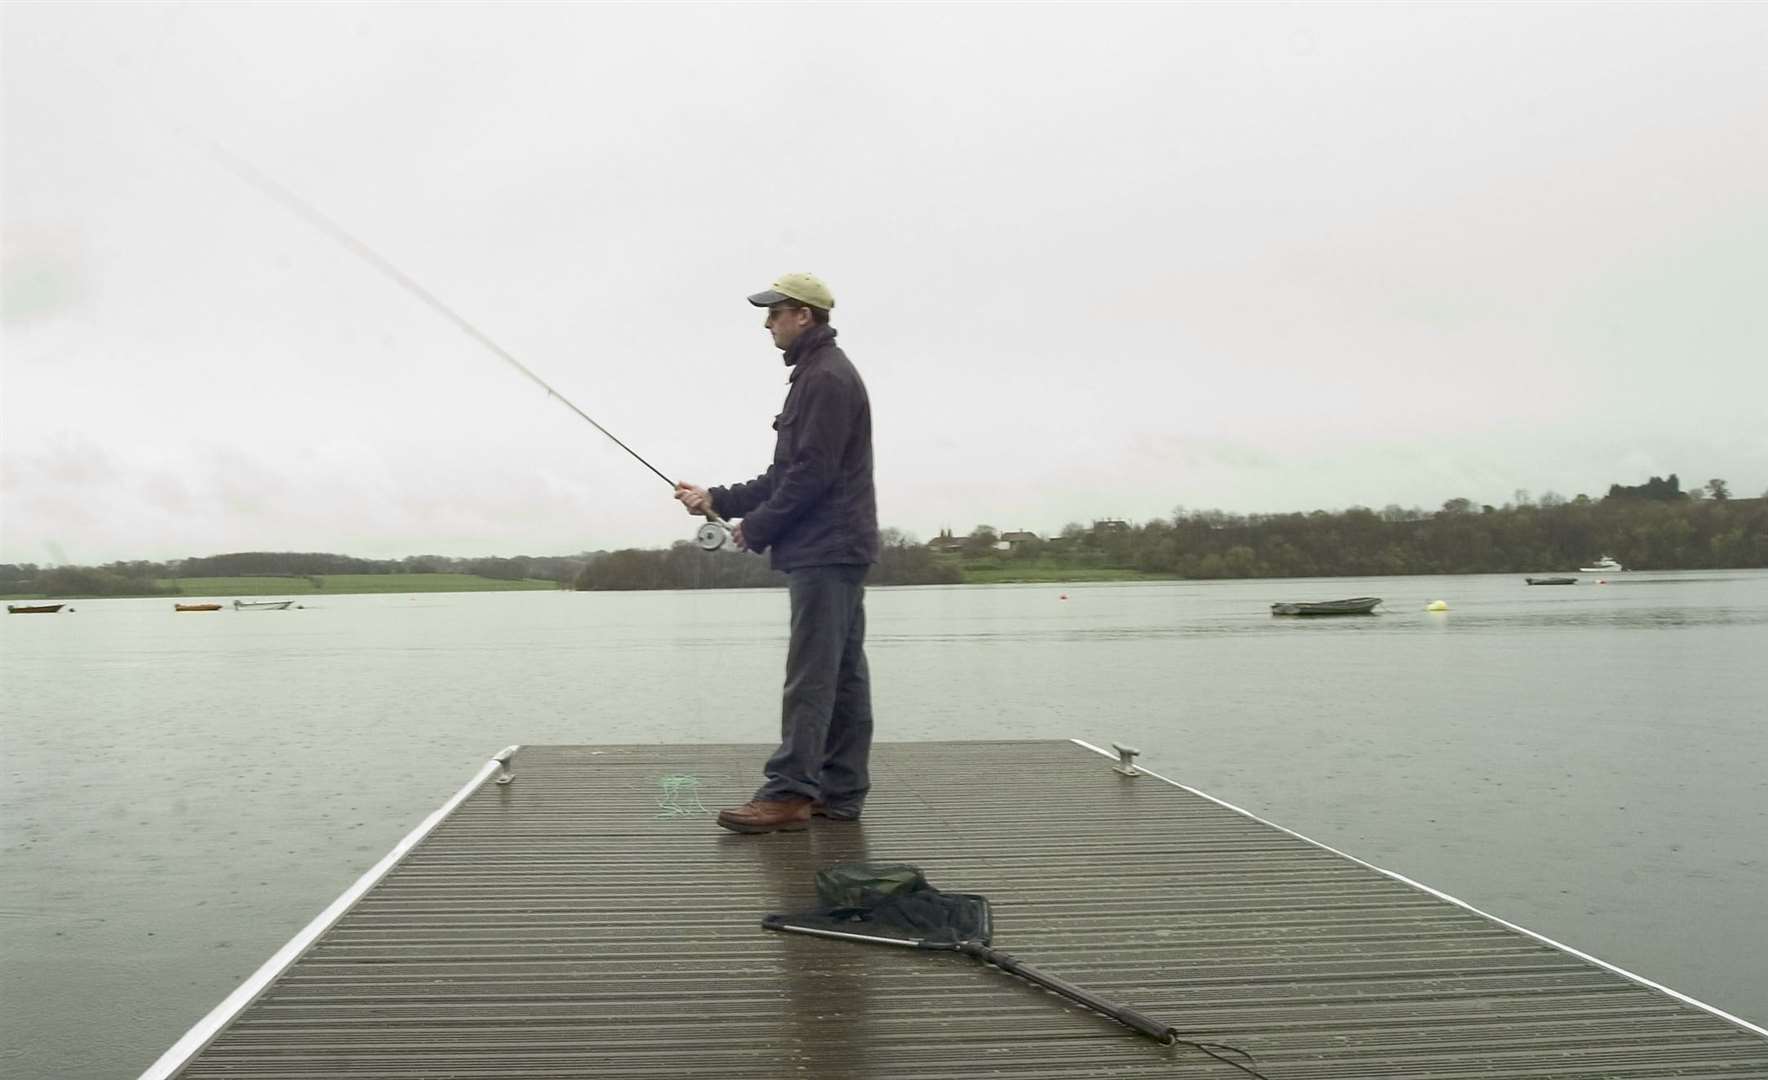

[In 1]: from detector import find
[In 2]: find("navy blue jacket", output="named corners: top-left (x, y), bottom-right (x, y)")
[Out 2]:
top-left (711, 325), bottom-right (879, 571)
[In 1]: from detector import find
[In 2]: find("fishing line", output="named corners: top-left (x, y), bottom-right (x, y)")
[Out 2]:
top-left (656, 774), bottom-right (712, 818)
top-left (203, 142), bottom-right (738, 548)
top-left (1167, 1035), bottom-right (1273, 1079)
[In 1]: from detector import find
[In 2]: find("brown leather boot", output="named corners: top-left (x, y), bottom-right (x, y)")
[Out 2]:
top-left (809, 801), bottom-right (862, 822)
top-left (716, 797), bottom-right (813, 834)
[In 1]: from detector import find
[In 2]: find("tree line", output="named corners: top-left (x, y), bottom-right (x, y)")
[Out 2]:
top-left (983, 476), bottom-right (1764, 579)
top-left (1111, 496), bottom-right (1761, 578)
top-left (574, 479), bottom-right (1764, 588)
top-left (571, 530), bottom-right (961, 590)
top-left (5, 476), bottom-right (1763, 596)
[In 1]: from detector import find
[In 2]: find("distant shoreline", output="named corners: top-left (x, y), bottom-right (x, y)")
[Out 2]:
top-left (11, 565), bottom-right (1749, 603)
top-left (3, 564), bottom-right (1202, 599)
top-left (1, 572), bottom-right (560, 602)
top-left (8, 490), bottom-right (1765, 598)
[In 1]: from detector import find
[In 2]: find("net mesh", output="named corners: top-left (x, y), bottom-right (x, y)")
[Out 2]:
top-left (768, 862), bottom-right (991, 946)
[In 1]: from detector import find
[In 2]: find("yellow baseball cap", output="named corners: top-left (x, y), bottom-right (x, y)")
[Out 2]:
top-left (747, 272), bottom-right (834, 311)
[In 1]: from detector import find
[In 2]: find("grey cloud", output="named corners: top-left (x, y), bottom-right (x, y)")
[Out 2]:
top-left (2, 4), bottom-right (1765, 562)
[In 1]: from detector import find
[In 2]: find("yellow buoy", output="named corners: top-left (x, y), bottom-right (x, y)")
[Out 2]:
top-left (1426, 600), bottom-right (1449, 612)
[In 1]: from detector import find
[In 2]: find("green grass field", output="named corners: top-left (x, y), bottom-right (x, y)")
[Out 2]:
top-left (957, 562), bottom-right (1158, 584)
top-left (2, 574), bottom-right (562, 601)
top-left (162, 574), bottom-right (559, 596)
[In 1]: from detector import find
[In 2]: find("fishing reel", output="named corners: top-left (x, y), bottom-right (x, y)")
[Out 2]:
top-left (695, 519), bottom-right (737, 551)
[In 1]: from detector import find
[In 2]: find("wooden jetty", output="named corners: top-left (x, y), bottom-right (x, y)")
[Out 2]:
top-left (144, 740), bottom-right (1768, 1079)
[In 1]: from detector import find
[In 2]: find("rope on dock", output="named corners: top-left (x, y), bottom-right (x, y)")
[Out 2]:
top-left (657, 774), bottom-right (712, 818)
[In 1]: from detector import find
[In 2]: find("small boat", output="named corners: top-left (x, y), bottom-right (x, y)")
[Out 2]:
top-left (1579, 555), bottom-right (1623, 572)
top-left (175, 603), bottom-right (223, 612)
top-left (1525, 577), bottom-right (1578, 585)
top-left (233, 599), bottom-right (295, 611)
top-left (7, 603), bottom-right (64, 614)
top-left (1270, 597), bottom-right (1382, 616)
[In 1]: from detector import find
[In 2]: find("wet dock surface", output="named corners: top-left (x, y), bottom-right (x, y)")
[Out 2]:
top-left (161, 740), bottom-right (1768, 1078)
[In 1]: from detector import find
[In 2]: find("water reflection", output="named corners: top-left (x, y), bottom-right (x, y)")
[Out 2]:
top-left (872, 605), bottom-right (1766, 644)
top-left (736, 823), bottom-right (877, 1079)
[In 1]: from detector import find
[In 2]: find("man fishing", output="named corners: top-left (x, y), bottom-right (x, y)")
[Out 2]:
top-left (674, 273), bottom-right (880, 834)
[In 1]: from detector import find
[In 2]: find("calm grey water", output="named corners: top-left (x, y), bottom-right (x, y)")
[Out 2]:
top-left (3, 572), bottom-right (1766, 1077)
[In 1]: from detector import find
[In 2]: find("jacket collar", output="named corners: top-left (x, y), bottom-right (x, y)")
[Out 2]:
top-left (784, 324), bottom-right (836, 380)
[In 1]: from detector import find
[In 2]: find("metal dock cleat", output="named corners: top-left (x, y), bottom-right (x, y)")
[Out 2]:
top-left (492, 745), bottom-right (518, 785)
top-left (1111, 742), bottom-right (1142, 777)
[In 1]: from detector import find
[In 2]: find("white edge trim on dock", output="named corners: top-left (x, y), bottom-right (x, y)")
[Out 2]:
top-left (137, 748), bottom-right (517, 1080)
top-left (1069, 737), bottom-right (1768, 1040)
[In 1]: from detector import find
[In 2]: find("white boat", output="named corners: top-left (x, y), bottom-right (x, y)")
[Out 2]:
top-left (1578, 555), bottom-right (1623, 573)
top-left (233, 599), bottom-right (295, 611)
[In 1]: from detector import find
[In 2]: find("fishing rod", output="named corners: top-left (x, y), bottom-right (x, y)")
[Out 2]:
top-left (205, 142), bottom-right (739, 552)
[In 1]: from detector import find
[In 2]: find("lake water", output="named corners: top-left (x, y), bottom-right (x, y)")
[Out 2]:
top-left (3, 571), bottom-right (1766, 1077)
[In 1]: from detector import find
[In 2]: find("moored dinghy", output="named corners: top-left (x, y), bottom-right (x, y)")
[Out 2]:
top-left (7, 603), bottom-right (65, 614)
top-left (1525, 577), bottom-right (1578, 585)
top-left (1271, 597), bottom-right (1382, 616)
top-left (174, 603), bottom-right (223, 612)
top-left (233, 599), bottom-right (295, 610)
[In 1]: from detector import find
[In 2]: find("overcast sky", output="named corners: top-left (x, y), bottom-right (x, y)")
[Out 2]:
top-left (3, 3), bottom-right (1765, 564)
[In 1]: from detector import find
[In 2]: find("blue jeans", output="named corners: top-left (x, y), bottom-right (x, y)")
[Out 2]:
top-left (756, 564), bottom-right (872, 813)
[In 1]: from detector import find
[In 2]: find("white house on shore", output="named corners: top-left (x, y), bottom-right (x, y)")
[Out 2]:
top-left (926, 527), bottom-right (1042, 553)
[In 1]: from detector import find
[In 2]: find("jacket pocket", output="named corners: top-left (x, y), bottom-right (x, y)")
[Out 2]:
top-left (771, 407), bottom-right (798, 465)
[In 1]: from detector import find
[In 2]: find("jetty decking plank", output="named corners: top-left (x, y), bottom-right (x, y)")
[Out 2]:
top-left (168, 741), bottom-right (1768, 1079)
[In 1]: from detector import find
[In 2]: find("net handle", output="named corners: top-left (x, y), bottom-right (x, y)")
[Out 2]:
top-left (959, 942), bottom-right (1176, 1044)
